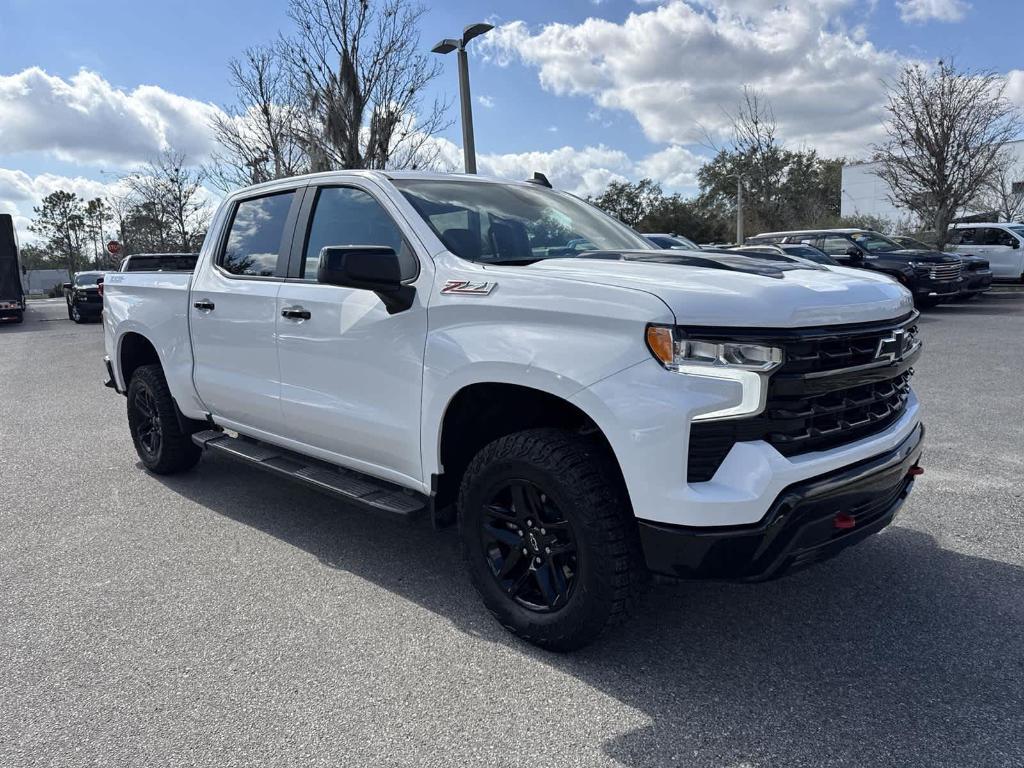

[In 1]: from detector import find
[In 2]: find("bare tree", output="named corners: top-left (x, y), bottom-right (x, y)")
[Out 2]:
top-left (874, 60), bottom-right (1023, 251)
top-left (210, 45), bottom-right (308, 191)
top-left (279, 0), bottom-right (450, 171)
top-left (105, 190), bottom-right (137, 257)
top-left (126, 150), bottom-right (212, 252)
top-left (977, 148), bottom-right (1024, 222)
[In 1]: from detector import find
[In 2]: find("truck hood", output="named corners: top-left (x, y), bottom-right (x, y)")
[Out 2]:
top-left (526, 251), bottom-right (914, 327)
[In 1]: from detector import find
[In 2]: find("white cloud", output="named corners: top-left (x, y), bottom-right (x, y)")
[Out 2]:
top-left (476, 143), bottom-right (704, 197)
top-left (0, 67), bottom-right (222, 166)
top-left (476, 94), bottom-right (495, 108)
top-left (481, 0), bottom-right (907, 157)
top-left (896, 0), bottom-right (969, 23)
top-left (478, 145), bottom-right (634, 197)
top-left (636, 145), bottom-right (704, 189)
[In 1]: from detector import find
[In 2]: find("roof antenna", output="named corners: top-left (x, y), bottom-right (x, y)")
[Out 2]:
top-left (524, 172), bottom-right (552, 188)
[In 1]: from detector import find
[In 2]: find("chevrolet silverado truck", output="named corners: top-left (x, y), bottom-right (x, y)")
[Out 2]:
top-left (102, 171), bottom-right (925, 650)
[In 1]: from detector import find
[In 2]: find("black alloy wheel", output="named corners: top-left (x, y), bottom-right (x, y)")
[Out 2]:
top-left (126, 364), bottom-right (202, 474)
top-left (480, 479), bottom-right (578, 612)
top-left (131, 384), bottom-right (163, 460)
top-left (459, 428), bottom-right (644, 651)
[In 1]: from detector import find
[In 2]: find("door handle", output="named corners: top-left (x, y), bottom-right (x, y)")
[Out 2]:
top-left (193, 299), bottom-right (215, 311)
top-left (281, 306), bottom-right (311, 320)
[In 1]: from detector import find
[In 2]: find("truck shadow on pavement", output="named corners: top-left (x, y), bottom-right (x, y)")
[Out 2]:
top-left (155, 455), bottom-right (1024, 768)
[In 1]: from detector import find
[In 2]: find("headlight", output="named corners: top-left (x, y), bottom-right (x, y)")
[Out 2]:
top-left (646, 327), bottom-right (782, 372)
top-left (646, 326), bottom-right (783, 421)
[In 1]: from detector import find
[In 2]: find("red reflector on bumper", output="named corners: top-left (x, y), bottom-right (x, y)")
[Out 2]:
top-left (908, 466), bottom-right (924, 477)
top-left (833, 513), bottom-right (856, 530)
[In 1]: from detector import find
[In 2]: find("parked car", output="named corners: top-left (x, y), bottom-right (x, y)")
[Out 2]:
top-left (64, 271), bottom-right (105, 323)
top-left (118, 252), bottom-right (199, 273)
top-left (947, 223), bottom-right (1024, 281)
top-left (643, 232), bottom-right (702, 250)
top-left (730, 243), bottom-right (840, 266)
top-left (892, 235), bottom-right (992, 299)
top-left (747, 228), bottom-right (960, 307)
top-left (103, 171), bottom-right (924, 651)
top-left (0, 213), bottom-right (25, 324)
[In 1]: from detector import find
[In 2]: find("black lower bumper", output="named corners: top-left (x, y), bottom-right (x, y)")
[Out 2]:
top-left (960, 273), bottom-right (993, 295)
top-left (639, 422), bottom-right (924, 581)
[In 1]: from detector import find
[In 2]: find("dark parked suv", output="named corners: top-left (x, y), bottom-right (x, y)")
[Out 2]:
top-left (891, 235), bottom-right (992, 299)
top-left (746, 228), bottom-right (962, 308)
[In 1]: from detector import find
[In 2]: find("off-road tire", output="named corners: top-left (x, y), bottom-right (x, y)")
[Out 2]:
top-left (127, 364), bottom-right (202, 475)
top-left (458, 428), bottom-right (644, 652)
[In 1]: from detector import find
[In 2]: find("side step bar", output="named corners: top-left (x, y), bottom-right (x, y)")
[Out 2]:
top-left (191, 430), bottom-right (427, 521)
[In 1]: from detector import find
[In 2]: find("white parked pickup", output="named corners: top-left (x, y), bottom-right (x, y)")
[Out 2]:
top-left (103, 170), bottom-right (926, 650)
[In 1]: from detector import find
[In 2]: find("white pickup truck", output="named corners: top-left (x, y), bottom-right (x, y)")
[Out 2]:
top-left (103, 171), bottom-right (925, 650)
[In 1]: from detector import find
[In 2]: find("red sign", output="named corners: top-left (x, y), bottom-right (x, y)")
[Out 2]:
top-left (107, 240), bottom-right (122, 255)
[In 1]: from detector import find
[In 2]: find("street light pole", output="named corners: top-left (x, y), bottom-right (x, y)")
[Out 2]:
top-left (432, 22), bottom-right (493, 174)
top-left (736, 175), bottom-right (745, 244)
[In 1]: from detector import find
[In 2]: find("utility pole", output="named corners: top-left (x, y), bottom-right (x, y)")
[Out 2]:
top-left (736, 175), bottom-right (745, 244)
top-left (432, 23), bottom-right (493, 174)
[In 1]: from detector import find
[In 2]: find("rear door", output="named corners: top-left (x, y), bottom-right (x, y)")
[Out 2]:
top-left (273, 181), bottom-right (430, 487)
top-left (190, 186), bottom-right (304, 436)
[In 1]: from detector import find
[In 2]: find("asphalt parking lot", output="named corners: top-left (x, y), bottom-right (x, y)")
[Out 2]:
top-left (1, 294), bottom-right (1022, 768)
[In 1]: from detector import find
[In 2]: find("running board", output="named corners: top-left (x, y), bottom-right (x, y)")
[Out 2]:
top-left (191, 430), bottom-right (427, 520)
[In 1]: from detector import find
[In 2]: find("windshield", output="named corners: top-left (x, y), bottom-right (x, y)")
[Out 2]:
top-left (74, 273), bottom-right (102, 286)
top-left (1007, 226), bottom-right (1024, 239)
top-left (849, 232), bottom-right (901, 253)
top-left (649, 234), bottom-right (700, 250)
top-left (394, 179), bottom-right (652, 263)
top-left (779, 244), bottom-right (838, 265)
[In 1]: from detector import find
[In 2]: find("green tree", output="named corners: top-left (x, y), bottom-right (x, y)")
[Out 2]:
top-left (589, 178), bottom-right (665, 228)
top-left (29, 190), bottom-right (87, 277)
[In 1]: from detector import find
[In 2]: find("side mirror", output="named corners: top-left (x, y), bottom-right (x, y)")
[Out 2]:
top-left (1012, 239), bottom-right (1020, 250)
top-left (845, 246), bottom-right (864, 263)
top-left (62, 282), bottom-right (72, 291)
top-left (317, 245), bottom-right (415, 314)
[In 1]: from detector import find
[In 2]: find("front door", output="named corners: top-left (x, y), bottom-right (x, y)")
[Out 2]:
top-left (977, 227), bottom-right (1022, 279)
top-left (275, 182), bottom-right (429, 487)
top-left (190, 188), bottom-right (302, 436)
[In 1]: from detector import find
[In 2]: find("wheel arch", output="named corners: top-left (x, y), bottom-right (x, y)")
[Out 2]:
top-left (431, 381), bottom-right (630, 518)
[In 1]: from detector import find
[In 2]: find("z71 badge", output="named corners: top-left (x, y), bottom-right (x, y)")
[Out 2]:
top-left (441, 280), bottom-right (496, 296)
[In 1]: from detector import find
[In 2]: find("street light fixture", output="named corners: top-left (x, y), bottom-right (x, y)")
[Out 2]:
top-left (432, 22), bottom-right (494, 174)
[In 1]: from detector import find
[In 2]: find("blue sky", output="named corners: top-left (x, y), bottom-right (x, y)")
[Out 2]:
top-left (1, 0), bottom-right (1022, 237)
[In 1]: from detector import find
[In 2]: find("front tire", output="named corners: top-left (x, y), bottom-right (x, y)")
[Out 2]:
top-left (127, 364), bottom-right (202, 475)
top-left (458, 428), bottom-right (643, 651)
top-left (70, 302), bottom-right (83, 323)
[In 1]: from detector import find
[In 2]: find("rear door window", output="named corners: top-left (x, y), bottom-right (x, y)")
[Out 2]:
top-left (219, 191), bottom-right (295, 277)
top-left (820, 236), bottom-right (851, 256)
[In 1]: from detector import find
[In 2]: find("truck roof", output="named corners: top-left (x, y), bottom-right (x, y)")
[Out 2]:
top-left (226, 169), bottom-right (546, 198)
top-left (753, 228), bottom-right (867, 238)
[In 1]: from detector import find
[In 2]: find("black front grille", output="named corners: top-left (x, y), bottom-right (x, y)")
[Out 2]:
top-left (687, 317), bottom-right (918, 482)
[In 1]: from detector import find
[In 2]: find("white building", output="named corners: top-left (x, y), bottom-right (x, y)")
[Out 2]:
top-left (840, 139), bottom-right (1024, 228)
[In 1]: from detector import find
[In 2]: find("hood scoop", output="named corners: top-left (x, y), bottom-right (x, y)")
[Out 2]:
top-left (574, 250), bottom-right (820, 279)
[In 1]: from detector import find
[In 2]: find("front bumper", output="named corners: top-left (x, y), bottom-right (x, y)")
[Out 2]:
top-left (638, 422), bottom-right (923, 581)
top-left (912, 278), bottom-right (959, 298)
top-left (959, 272), bottom-right (993, 295)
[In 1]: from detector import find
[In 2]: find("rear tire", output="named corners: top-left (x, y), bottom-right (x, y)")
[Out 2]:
top-left (127, 364), bottom-right (202, 475)
top-left (70, 303), bottom-right (83, 323)
top-left (458, 428), bottom-right (643, 652)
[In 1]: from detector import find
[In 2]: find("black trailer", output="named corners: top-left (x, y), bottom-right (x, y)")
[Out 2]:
top-left (0, 213), bottom-right (25, 324)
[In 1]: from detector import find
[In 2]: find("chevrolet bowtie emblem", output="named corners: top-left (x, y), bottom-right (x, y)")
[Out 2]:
top-left (875, 330), bottom-right (906, 363)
